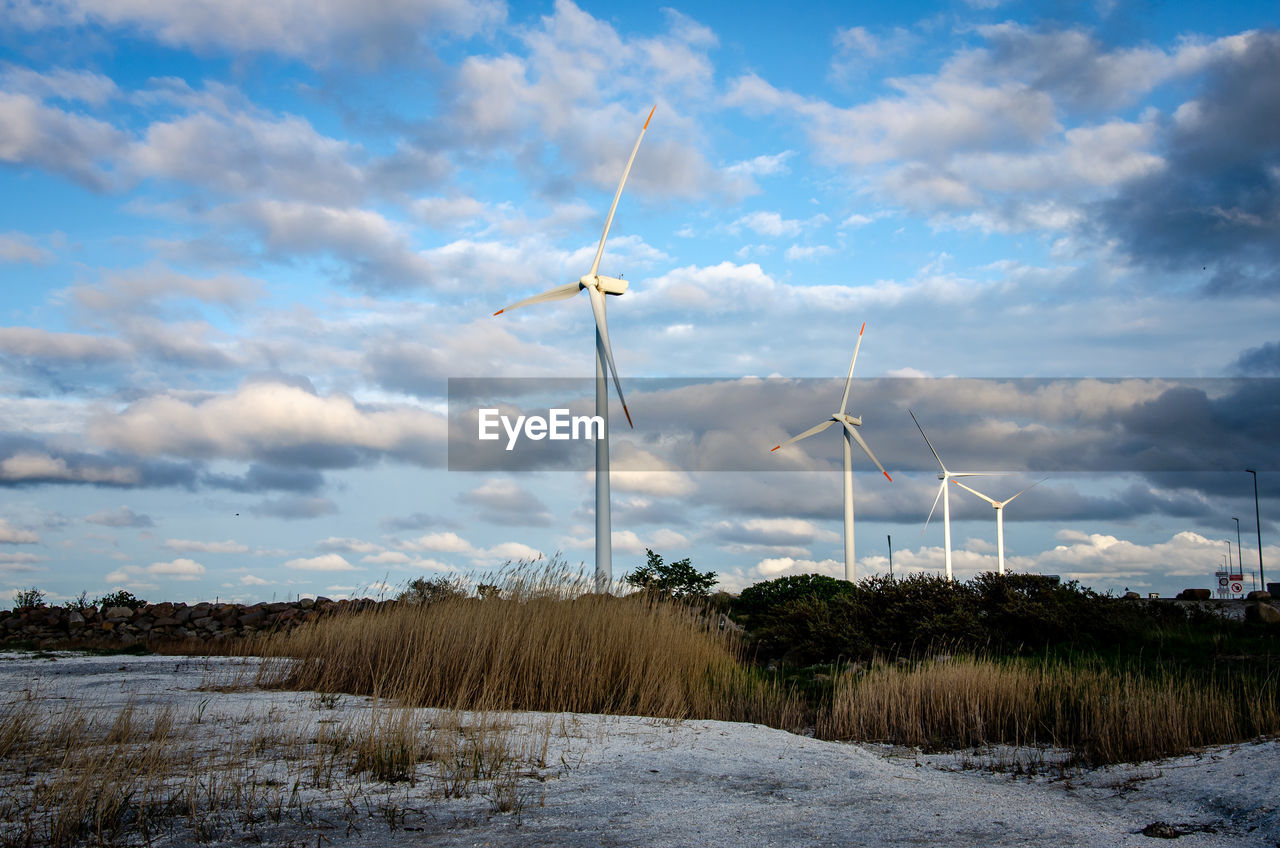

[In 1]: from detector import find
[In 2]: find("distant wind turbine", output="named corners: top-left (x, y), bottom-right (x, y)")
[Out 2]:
top-left (909, 410), bottom-right (995, 581)
top-left (494, 105), bottom-right (655, 593)
top-left (949, 477), bottom-right (1045, 575)
top-left (771, 323), bottom-right (893, 581)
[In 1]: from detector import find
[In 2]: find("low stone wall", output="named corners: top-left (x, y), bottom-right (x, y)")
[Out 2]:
top-left (0, 597), bottom-right (392, 650)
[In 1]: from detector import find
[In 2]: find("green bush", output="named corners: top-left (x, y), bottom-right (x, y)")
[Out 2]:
top-left (93, 590), bottom-right (147, 611)
top-left (736, 572), bottom-right (1214, 666)
top-left (397, 576), bottom-right (466, 605)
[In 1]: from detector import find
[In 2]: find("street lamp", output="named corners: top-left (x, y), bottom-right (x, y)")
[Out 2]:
top-left (1233, 516), bottom-right (1243, 575)
top-left (1246, 469), bottom-right (1265, 588)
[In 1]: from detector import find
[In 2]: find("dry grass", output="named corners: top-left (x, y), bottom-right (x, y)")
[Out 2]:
top-left (0, 690), bottom-right (554, 846)
top-left (251, 563), bottom-right (802, 728)
top-left (817, 655), bottom-right (1280, 764)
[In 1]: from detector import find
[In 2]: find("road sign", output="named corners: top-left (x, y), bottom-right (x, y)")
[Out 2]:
top-left (1229, 581), bottom-right (1244, 594)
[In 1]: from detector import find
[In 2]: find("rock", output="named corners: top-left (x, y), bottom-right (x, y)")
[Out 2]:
top-left (1123, 591), bottom-right (1141, 599)
top-left (103, 606), bottom-right (135, 620)
top-left (1141, 821), bottom-right (1181, 839)
top-left (1176, 589), bottom-right (1212, 601)
top-left (298, 598), bottom-right (315, 610)
top-left (1246, 590), bottom-right (1271, 601)
top-left (1244, 602), bottom-right (1280, 624)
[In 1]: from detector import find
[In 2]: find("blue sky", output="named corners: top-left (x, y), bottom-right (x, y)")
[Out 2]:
top-left (2, 0), bottom-right (1279, 605)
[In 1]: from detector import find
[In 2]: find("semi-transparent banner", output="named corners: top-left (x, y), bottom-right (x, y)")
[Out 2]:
top-left (447, 377), bottom-right (1280, 473)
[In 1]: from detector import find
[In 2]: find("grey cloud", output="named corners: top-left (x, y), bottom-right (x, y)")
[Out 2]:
top-left (202, 463), bottom-right (325, 494)
top-left (85, 506), bottom-right (154, 527)
top-left (1232, 341), bottom-right (1280, 376)
top-left (380, 511), bottom-right (457, 532)
top-left (1093, 30), bottom-right (1280, 294)
top-left (456, 478), bottom-right (553, 526)
top-left (255, 495), bottom-right (338, 520)
top-left (0, 92), bottom-right (125, 190)
top-left (0, 437), bottom-right (199, 489)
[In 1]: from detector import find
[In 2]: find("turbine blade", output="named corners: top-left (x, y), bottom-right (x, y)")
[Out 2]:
top-left (586, 284), bottom-right (632, 428)
top-left (923, 480), bottom-right (945, 536)
top-left (1003, 476), bottom-right (1048, 506)
top-left (840, 419), bottom-right (891, 481)
top-left (909, 409), bottom-right (948, 474)
top-left (589, 105), bottom-right (655, 278)
top-left (950, 478), bottom-right (998, 506)
top-left (493, 282), bottom-right (581, 316)
top-left (838, 322), bottom-right (865, 415)
top-left (770, 419), bottom-right (835, 452)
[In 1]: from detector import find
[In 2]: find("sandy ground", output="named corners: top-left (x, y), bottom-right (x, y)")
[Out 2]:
top-left (2, 651), bottom-right (1276, 847)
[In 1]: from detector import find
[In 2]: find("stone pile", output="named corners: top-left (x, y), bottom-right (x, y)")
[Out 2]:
top-left (0, 597), bottom-right (389, 649)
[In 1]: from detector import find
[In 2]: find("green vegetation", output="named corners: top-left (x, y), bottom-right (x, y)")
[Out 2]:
top-left (92, 590), bottom-right (147, 611)
top-left (11, 587), bottom-right (45, 609)
top-left (624, 548), bottom-right (717, 600)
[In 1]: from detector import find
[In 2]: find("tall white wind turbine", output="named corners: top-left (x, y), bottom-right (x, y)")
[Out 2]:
top-left (949, 477), bottom-right (1045, 575)
top-left (494, 105), bottom-right (655, 593)
top-left (909, 410), bottom-right (993, 581)
top-left (771, 323), bottom-right (893, 582)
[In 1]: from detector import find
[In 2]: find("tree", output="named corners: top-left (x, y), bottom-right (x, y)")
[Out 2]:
top-left (624, 549), bottom-right (717, 601)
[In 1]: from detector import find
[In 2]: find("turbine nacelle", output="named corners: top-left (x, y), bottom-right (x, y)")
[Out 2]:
top-left (832, 412), bottom-right (862, 427)
top-left (580, 274), bottom-right (629, 296)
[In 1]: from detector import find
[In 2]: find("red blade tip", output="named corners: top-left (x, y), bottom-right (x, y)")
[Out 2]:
top-left (623, 405), bottom-right (634, 429)
top-left (644, 105), bottom-right (655, 129)
top-left (884, 471), bottom-right (893, 482)
top-left (770, 445), bottom-right (781, 452)
top-left (860, 322), bottom-right (865, 334)
top-left (493, 309), bottom-right (504, 316)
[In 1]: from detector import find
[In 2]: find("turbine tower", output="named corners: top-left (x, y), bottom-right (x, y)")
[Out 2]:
top-left (771, 323), bottom-right (893, 581)
top-left (494, 106), bottom-right (655, 593)
top-left (909, 410), bottom-right (993, 580)
top-left (949, 477), bottom-right (1045, 575)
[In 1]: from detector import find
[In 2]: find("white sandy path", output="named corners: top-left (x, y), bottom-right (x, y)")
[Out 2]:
top-left (2, 652), bottom-right (1276, 847)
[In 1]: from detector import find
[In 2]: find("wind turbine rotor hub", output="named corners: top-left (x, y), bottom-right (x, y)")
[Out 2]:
top-left (582, 274), bottom-right (629, 296)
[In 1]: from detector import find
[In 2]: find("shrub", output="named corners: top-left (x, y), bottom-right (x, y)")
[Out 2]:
top-left (12, 587), bottom-right (45, 609)
top-left (736, 572), bottom-right (1212, 666)
top-left (397, 576), bottom-right (467, 606)
top-left (93, 590), bottom-right (146, 611)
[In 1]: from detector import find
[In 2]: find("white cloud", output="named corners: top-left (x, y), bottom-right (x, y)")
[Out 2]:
top-left (9, 0), bottom-right (506, 63)
top-left (0, 452), bottom-right (140, 485)
top-left (164, 539), bottom-right (249, 554)
top-left (0, 327), bottom-right (130, 360)
top-left (362, 551), bottom-right (411, 564)
top-left (0, 519), bottom-right (39, 545)
top-left (283, 553), bottom-right (356, 572)
top-left (107, 558), bottom-right (206, 581)
top-left (402, 531), bottom-right (474, 553)
top-left (90, 381), bottom-right (445, 465)
top-left (0, 92), bottom-right (126, 189)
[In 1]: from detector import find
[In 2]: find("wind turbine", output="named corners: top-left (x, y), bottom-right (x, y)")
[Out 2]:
top-left (949, 477), bottom-right (1045, 575)
top-left (909, 410), bottom-right (994, 581)
top-left (493, 105), bottom-right (655, 593)
top-left (770, 323), bottom-right (893, 582)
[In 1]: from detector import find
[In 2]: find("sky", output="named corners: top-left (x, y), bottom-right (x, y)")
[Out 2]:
top-left (1, 0), bottom-right (1279, 605)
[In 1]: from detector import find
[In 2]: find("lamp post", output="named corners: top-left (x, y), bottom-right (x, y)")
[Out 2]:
top-left (1233, 516), bottom-right (1243, 575)
top-left (887, 534), bottom-right (893, 579)
top-left (1246, 469), bottom-right (1264, 588)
